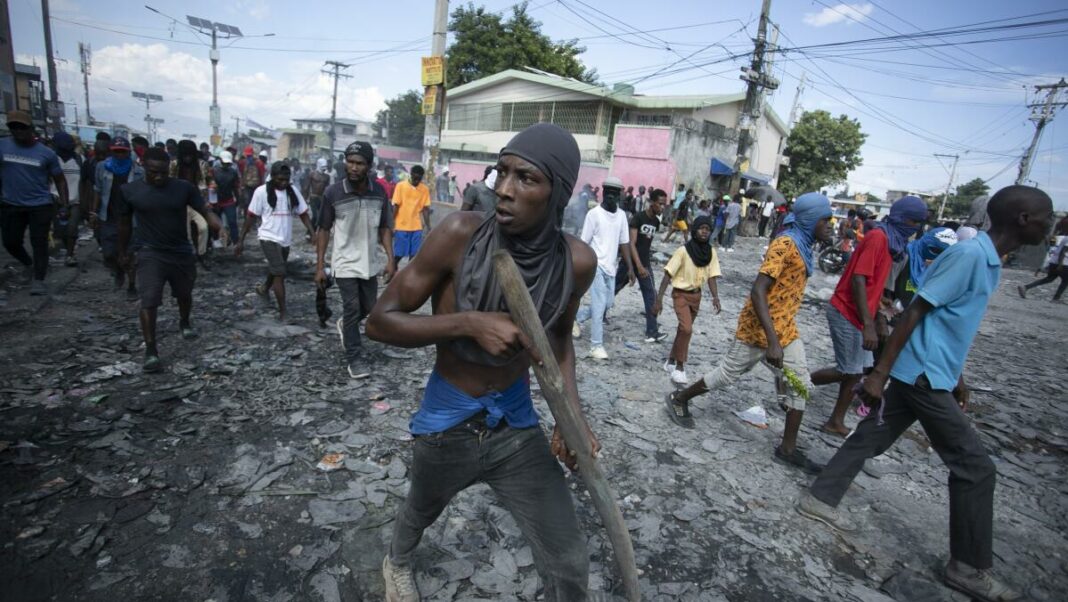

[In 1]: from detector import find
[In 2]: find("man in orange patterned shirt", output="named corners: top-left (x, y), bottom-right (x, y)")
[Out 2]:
top-left (666, 192), bottom-right (833, 474)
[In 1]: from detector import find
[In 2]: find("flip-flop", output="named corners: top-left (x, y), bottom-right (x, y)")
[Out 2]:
top-left (664, 392), bottom-right (695, 429)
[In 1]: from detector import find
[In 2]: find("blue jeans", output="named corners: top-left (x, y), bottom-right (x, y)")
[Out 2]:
top-left (213, 204), bottom-right (239, 243)
top-left (724, 226), bottom-right (738, 248)
top-left (576, 266), bottom-right (613, 347)
top-left (391, 422), bottom-right (588, 599)
top-left (711, 224), bottom-right (724, 246)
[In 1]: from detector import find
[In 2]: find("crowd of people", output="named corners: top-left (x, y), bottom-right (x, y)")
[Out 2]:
top-left (1, 111), bottom-right (1061, 602)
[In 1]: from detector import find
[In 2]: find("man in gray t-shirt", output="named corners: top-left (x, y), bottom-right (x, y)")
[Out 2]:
top-left (316, 142), bottom-right (395, 378)
top-left (722, 197), bottom-right (743, 252)
top-left (461, 165), bottom-right (499, 213)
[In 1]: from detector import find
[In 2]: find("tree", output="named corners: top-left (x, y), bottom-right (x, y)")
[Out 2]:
top-left (779, 110), bottom-right (866, 199)
top-left (446, 2), bottom-right (597, 87)
top-left (943, 177), bottom-right (989, 218)
top-left (374, 90), bottom-right (425, 149)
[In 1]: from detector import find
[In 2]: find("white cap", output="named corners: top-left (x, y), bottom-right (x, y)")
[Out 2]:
top-left (259, 150), bottom-right (268, 158)
top-left (603, 175), bottom-right (624, 190)
top-left (219, 150), bottom-right (233, 164)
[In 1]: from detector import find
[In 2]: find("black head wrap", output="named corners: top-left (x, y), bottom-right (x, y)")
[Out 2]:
top-left (452, 123), bottom-right (579, 366)
top-left (684, 215), bottom-right (714, 267)
top-left (266, 161), bottom-right (298, 210)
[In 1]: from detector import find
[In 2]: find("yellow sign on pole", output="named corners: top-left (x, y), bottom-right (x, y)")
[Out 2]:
top-left (422, 86), bottom-right (438, 116)
top-left (421, 57), bottom-right (445, 86)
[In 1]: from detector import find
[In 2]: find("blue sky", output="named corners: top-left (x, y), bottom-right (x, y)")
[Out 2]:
top-left (10, 0), bottom-right (1068, 208)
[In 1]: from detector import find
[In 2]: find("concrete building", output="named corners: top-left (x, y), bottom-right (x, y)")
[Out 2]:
top-left (14, 63), bottom-right (45, 128)
top-left (0, 1), bottom-right (16, 125)
top-left (439, 68), bottom-right (788, 202)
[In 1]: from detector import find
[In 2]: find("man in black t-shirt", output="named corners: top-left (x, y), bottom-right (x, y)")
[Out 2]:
top-left (630, 188), bottom-right (667, 342)
top-left (117, 147), bottom-right (224, 373)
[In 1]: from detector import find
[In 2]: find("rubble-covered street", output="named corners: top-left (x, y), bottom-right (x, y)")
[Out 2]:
top-left (1, 228), bottom-right (1066, 602)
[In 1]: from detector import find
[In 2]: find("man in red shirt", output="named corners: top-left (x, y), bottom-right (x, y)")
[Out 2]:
top-left (811, 196), bottom-right (928, 436)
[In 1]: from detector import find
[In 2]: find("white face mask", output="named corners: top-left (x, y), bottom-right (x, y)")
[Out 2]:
top-left (484, 169), bottom-right (498, 190)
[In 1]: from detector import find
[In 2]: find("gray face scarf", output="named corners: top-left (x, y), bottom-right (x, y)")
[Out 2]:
top-left (452, 123), bottom-right (580, 366)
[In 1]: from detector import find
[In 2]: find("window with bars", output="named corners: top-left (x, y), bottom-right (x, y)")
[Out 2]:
top-left (448, 101), bottom-right (603, 135)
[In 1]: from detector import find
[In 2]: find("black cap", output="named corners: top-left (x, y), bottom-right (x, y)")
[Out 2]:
top-left (344, 141), bottom-right (374, 164)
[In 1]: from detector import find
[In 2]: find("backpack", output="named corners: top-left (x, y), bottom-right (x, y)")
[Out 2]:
top-left (213, 166), bottom-right (238, 200)
top-left (242, 159), bottom-right (262, 188)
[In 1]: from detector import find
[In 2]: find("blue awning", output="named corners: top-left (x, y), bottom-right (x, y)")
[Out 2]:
top-left (710, 158), bottom-right (734, 176)
top-left (742, 169), bottom-right (771, 185)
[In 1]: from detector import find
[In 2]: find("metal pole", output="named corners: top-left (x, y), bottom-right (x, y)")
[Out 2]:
top-left (211, 28), bottom-right (220, 140)
top-left (935, 153), bottom-right (959, 222)
top-left (79, 43), bottom-right (92, 125)
top-left (41, 0), bottom-right (60, 130)
top-left (1017, 79), bottom-right (1066, 185)
top-left (322, 61), bottom-right (351, 157)
top-left (423, 0), bottom-right (449, 199)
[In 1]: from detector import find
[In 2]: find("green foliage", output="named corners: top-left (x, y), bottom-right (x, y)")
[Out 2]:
top-left (943, 177), bottom-right (990, 218)
top-left (782, 367), bottom-right (810, 401)
top-left (374, 90), bottom-right (425, 149)
top-left (779, 110), bottom-right (866, 199)
top-left (446, 2), bottom-right (597, 88)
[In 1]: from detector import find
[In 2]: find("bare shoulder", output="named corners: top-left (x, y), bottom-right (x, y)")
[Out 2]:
top-left (564, 233), bottom-right (596, 293)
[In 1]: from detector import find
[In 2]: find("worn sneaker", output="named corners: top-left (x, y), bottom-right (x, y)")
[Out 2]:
top-left (796, 490), bottom-right (857, 532)
top-left (728, 248), bottom-right (735, 253)
top-left (1017, 285), bottom-right (1027, 299)
top-left (644, 332), bottom-right (668, 343)
top-left (29, 280), bottom-right (47, 296)
top-left (670, 369), bottom-right (688, 385)
top-left (572, 322), bottom-right (581, 338)
top-left (663, 359), bottom-right (674, 373)
top-left (774, 446), bottom-right (823, 475)
top-left (589, 346), bottom-right (609, 360)
top-left (181, 326), bottom-right (199, 340)
top-left (382, 555), bottom-right (419, 602)
top-left (943, 559), bottom-right (1022, 602)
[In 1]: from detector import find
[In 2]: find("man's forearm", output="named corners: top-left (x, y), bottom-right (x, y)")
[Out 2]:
top-left (871, 298), bottom-right (932, 376)
top-left (620, 244), bottom-right (633, 274)
top-left (366, 309), bottom-right (477, 348)
top-left (315, 230), bottom-right (330, 270)
top-left (379, 228), bottom-right (394, 265)
top-left (656, 270), bottom-right (671, 301)
top-left (707, 277), bottom-right (719, 299)
top-left (55, 176), bottom-right (69, 206)
top-left (851, 274), bottom-right (872, 326)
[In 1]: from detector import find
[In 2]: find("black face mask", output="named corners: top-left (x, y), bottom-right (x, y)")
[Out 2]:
top-left (602, 187), bottom-right (621, 213)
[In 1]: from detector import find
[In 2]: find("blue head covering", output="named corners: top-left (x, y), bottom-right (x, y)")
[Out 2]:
top-left (779, 192), bottom-right (833, 276)
top-left (907, 226), bottom-right (957, 288)
top-left (874, 195), bottom-right (928, 260)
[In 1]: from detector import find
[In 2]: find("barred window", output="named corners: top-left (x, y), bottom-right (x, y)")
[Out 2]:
top-left (448, 101), bottom-right (603, 135)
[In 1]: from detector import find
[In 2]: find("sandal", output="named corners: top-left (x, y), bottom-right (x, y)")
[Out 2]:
top-left (773, 446), bottom-right (823, 475)
top-left (664, 392), bottom-right (695, 429)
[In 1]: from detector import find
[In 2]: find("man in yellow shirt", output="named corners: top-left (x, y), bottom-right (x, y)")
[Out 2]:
top-left (653, 215), bottom-right (721, 386)
top-left (665, 193), bottom-right (833, 475)
top-left (391, 165), bottom-right (431, 263)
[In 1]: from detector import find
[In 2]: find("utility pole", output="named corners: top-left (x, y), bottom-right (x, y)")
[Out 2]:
top-left (78, 43), bottom-right (92, 125)
top-left (730, 0), bottom-right (778, 195)
top-left (41, 0), bottom-right (61, 131)
top-left (1017, 78), bottom-right (1068, 185)
top-left (233, 116), bottom-right (242, 139)
top-left (132, 91), bottom-right (163, 143)
top-left (935, 153), bottom-right (959, 221)
top-left (771, 71), bottom-right (805, 186)
top-left (422, 0), bottom-right (449, 200)
top-left (323, 61), bottom-right (352, 157)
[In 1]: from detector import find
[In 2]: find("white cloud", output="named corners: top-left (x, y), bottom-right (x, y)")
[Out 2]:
top-left (51, 43), bottom-right (385, 140)
top-left (802, 3), bottom-right (874, 27)
top-left (228, 0), bottom-right (271, 21)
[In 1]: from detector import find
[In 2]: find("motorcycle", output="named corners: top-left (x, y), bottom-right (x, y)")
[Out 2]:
top-left (817, 237), bottom-right (848, 274)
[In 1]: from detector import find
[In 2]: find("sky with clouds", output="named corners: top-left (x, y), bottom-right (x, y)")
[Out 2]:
top-left (9, 0), bottom-right (1068, 208)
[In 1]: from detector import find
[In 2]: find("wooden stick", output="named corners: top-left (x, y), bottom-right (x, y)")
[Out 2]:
top-left (491, 250), bottom-right (640, 602)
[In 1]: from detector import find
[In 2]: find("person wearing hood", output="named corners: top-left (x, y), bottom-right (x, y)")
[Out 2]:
top-left (0, 111), bottom-right (69, 295)
top-left (171, 140), bottom-right (213, 263)
top-left (210, 150), bottom-right (240, 245)
top-left (811, 195), bottom-right (928, 438)
top-left (893, 226), bottom-right (958, 307)
top-left (575, 176), bottom-right (635, 360)
top-left (667, 192), bottom-right (834, 475)
top-left (800, 186), bottom-right (1054, 602)
top-left (365, 123), bottom-right (598, 601)
top-left (92, 136), bottom-right (145, 297)
top-left (51, 131), bottom-right (83, 266)
top-left (302, 157), bottom-right (332, 233)
top-left (653, 214), bottom-right (722, 385)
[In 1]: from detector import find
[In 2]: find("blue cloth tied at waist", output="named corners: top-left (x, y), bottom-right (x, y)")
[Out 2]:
top-left (409, 370), bottom-right (539, 435)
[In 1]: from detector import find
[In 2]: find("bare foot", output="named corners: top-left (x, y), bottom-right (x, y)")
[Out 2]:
top-left (822, 422), bottom-right (851, 437)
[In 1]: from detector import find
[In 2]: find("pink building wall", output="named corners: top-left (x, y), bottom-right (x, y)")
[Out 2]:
top-left (610, 126), bottom-right (677, 194)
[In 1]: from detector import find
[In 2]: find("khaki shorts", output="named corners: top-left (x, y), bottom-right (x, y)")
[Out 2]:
top-left (702, 338), bottom-right (812, 411)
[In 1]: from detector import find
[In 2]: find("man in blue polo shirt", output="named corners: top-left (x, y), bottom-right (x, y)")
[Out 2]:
top-left (0, 111), bottom-right (70, 295)
top-left (797, 185), bottom-right (1054, 602)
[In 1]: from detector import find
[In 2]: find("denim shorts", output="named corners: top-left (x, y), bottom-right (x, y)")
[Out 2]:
top-left (826, 303), bottom-right (873, 375)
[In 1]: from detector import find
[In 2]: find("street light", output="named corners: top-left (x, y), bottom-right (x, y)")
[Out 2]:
top-left (183, 15), bottom-right (243, 145)
top-left (132, 91), bottom-right (164, 143)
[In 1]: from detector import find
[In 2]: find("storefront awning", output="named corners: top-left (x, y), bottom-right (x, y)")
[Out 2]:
top-left (710, 158), bottom-right (734, 176)
top-left (742, 169), bottom-right (771, 185)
